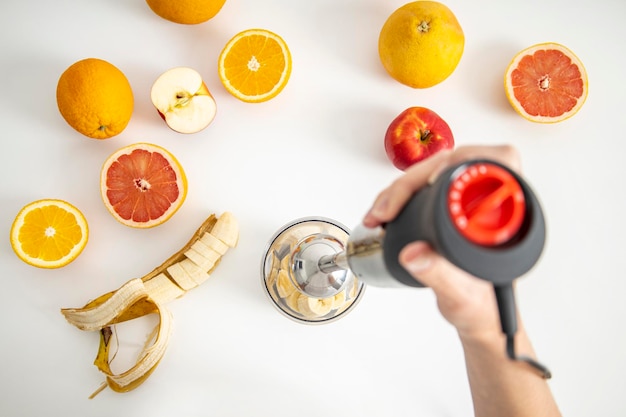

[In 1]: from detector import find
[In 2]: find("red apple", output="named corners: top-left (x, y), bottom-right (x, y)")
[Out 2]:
top-left (384, 107), bottom-right (454, 170)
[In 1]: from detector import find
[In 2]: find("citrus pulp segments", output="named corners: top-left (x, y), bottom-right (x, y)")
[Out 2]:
top-left (504, 42), bottom-right (588, 123)
top-left (218, 28), bottom-right (292, 103)
top-left (100, 143), bottom-right (187, 228)
top-left (10, 199), bottom-right (89, 269)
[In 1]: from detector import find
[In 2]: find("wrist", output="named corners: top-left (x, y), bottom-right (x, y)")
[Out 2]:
top-left (458, 321), bottom-right (531, 355)
top-left (459, 325), bottom-right (544, 374)
top-left (458, 328), bottom-right (507, 355)
top-left (459, 326), bottom-right (561, 417)
top-left (457, 307), bottom-right (527, 345)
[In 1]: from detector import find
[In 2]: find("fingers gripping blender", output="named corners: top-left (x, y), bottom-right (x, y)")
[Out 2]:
top-left (261, 159), bottom-right (551, 378)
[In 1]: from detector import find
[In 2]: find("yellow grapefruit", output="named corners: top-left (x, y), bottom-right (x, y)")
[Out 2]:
top-left (378, 1), bottom-right (465, 88)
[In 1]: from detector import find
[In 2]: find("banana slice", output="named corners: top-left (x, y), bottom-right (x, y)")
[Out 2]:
top-left (331, 289), bottom-right (347, 310)
top-left (279, 253), bottom-right (292, 271)
top-left (209, 211), bottom-right (239, 247)
top-left (276, 269), bottom-right (296, 298)
top-left (183, 247), bottom-right (207, 270)
top-left (348, 281), bottom-right (359, 299)
top-left (187, 240), bottom-right (222, 271)
top-left (184, 247), bottom-right (216, 272)
top-left (144, 273), bottom-right (186, 304)
top-left (199, 232), bottom-right (229, 256)
top-left (285, 291), bottom-right (301, 313)
top-left (166, 261), bottom-right (198, 291)
top-left (298, 295), bottom-right (334, 318)
top-left (265, 262), bottom-right (279, 290)
top-left (179, 258), bottom-right (211, 287)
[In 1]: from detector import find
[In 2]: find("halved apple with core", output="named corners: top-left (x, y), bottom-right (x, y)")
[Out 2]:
top-left (150, 67), bottom-right (217, 134)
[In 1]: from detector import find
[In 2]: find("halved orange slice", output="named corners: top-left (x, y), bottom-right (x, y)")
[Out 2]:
top-left (10, 199), bottom-right (89, 268)
top-left (504, 43), bottom-right (588, 123)
top-left (100, 143), bottom-right (187, 228)
top-left (218, 28), bottom-right (292, 103)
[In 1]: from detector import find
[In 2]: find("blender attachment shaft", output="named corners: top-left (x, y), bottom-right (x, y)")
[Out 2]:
top-left (318, 251), bottom-right (349, 274)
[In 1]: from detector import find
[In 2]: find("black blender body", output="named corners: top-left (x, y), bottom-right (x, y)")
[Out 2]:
top-left (381, 159), bottom-right (546, 288)
top-left (346, 158), bottom-right (551, 378)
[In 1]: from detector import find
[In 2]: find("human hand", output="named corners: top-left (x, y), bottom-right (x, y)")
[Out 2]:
top-left (362, 145), bottom-right (523, 340)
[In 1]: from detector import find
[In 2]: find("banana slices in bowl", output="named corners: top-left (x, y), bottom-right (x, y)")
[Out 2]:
top-left (261, 217), bottom-right (365, 324)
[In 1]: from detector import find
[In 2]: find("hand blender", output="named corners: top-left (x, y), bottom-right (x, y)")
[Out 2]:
top-left (261, 158), bottom-right (551, 378)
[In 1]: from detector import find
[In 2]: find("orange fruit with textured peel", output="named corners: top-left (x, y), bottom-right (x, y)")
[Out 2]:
top-left (218, 28), bottom-right (292, 103)
top-left (504, 43), bottom-right (588, 123)
top-left (56, 58), bottom-right (134, 139)
top-left (10, 199), bottom-right (89, 268)
top-left (100, 143), bottom-right (187, 228)
top-left (146, 0), bottom-right (226, 24)
top-left (378, 1), bottom-right (465, 89)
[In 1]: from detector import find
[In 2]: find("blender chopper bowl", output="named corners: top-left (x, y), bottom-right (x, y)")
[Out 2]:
top-left (260, 217), bottom-right (365, 324)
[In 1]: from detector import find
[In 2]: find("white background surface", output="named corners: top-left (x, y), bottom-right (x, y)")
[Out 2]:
top-left (1, 0), bottom-right (625, 416)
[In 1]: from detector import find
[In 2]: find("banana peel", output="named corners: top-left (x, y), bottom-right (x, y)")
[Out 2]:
top-left (61, 212), bottom-right (239, 397)
top-left (91, 299), bottom-right (171, 396)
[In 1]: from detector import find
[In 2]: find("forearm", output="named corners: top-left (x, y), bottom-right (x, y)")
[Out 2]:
top-left (460, 328), bottom-right (561, 417)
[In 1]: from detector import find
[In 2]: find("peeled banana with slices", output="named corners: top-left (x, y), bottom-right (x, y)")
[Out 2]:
top-left (61, 212), bottom-right (239, 397)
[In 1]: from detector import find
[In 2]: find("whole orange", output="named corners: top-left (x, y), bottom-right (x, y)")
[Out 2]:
top-left (56, 58), bottom-right (134, 139)
top-left (378, 1), bottom-right (464, 88)
top-left (146, 0), bottom-right (226, 24)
